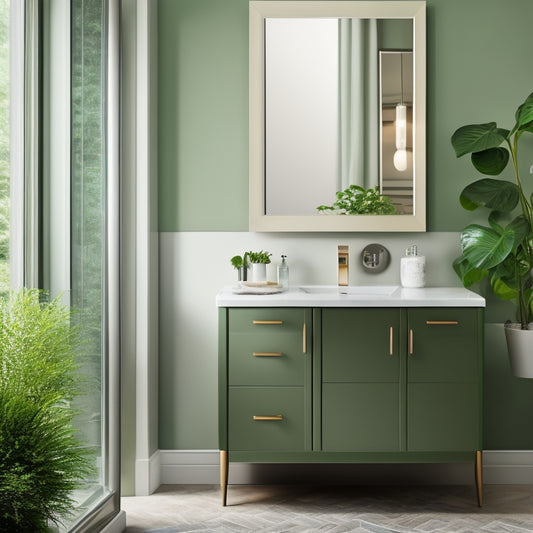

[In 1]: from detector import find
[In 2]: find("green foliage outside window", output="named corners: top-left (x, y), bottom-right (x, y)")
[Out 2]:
top-left (0, 0), bottom-right (10, 295)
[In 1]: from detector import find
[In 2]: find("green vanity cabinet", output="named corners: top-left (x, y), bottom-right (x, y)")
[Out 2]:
top-left (219, 303), bottom-right (483, 507)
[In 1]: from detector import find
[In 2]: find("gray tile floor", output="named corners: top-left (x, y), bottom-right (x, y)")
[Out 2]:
top-left (121, 484), bottom-right (533, 532)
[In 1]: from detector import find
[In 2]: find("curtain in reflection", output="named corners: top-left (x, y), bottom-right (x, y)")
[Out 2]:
top-left (338, 18), bottom-right (379, 190)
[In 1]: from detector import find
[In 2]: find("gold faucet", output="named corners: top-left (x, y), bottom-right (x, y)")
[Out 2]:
top-left (338, 245), bottom-right (349, 286)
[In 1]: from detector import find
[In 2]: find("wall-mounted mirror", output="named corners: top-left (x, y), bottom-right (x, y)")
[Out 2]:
top-left (249, 1), bottom-right (426, 232)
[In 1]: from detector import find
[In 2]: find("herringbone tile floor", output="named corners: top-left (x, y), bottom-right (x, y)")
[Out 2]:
top-left (121, 484), bottom-right (533, 532)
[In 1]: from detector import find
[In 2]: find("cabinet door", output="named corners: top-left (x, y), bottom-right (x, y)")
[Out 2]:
top-left (407, 308), bottom-right (480, 451)
top-left (407, 308), bottom-right (478, 382)
top-left (228, 308), bottom-right (309, 386)
top-left (322, 383), bottom-right (400, 451)
top-left (322, 308), bottom-right (401, 381)
top-left (321, 308), bottom-right (401, 452)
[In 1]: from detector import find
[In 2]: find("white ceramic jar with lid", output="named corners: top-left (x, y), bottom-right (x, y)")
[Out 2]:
top-left (400, 245), bottom-right (426, 288)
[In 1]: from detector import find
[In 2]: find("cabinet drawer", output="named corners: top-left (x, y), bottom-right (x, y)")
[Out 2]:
top-left (228, 308), bottom-right (308, 386)
top-left (228, 387), bottom-right (305, 451)
top-left (407, 308), bottom-right (479, 382)
top-left (322, 383), bottom-right (400, 452)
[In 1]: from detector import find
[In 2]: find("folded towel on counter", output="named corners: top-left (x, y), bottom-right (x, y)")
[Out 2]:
top-left (231, 281), bottom-right (284, 295)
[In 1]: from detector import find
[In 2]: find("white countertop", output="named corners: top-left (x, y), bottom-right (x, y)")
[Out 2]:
top-left (216, 285), bottom-right (486, 308)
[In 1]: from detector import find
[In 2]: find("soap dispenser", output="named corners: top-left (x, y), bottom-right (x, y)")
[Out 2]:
top-left (277, 255), bottom-right (289, 289)
top-left (400, 245), bottom-right (426, 288)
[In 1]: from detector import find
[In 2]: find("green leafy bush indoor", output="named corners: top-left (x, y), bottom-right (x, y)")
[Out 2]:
top-left (0, 289), bottom-right (93, 532)
top-left (451, 91), bottom-right (533, 329)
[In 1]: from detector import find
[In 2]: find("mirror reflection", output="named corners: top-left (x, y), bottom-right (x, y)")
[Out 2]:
top-left (265, 18), bottom-right (413, 216)
top-left (380, 50), bottom-right (413, 214)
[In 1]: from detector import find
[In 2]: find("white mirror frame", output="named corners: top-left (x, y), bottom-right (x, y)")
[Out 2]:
top-left (249, 1), bottom-right (426, 232)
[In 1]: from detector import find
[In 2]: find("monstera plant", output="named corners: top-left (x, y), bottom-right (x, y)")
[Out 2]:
top-left (451, 91), bottom-right (533, 377)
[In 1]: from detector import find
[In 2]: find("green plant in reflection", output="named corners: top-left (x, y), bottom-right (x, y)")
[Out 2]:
top-left (317, 185), bottom-right (397, 215)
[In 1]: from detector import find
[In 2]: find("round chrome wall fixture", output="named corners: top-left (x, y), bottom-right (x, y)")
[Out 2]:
top-left (361, 244), bottom-right (390, 273)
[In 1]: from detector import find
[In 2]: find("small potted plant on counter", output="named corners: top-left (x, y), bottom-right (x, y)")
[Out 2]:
top-left (230, 253), bottom-right (249, 281)
top-left (451, 91), bottom-right (533, 378)
top-left (247, 250), bottom-right (272, 282)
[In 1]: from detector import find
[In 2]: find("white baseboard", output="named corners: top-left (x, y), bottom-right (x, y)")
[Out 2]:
top-left (158, 450), bottom-right (533, 486)
top-left (483, 450), bottom-right (533, 484)
top-left (160, 450), bottom-right (220, 484)
top-left (135, 450), bottom-right (161, 495)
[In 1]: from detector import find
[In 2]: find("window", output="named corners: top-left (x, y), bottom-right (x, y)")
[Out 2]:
top-left (0, 0), bottom-right (9, 294)
top-left (42, 0), bottom-right (121, 529)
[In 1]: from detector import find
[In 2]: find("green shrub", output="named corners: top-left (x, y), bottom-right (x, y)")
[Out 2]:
top-left (0, 289), bottom-right (93, 532)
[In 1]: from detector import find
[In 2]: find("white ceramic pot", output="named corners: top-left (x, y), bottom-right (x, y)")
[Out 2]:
top-left (237, 267), bottom-right (248, 282)
top-left (505, 323), bottom-right (533, 378)
top-left (250, 263), bottom-right (267, 282)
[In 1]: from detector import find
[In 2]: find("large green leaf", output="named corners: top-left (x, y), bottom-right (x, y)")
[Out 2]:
top-left (515, 92), bottom-right (533, 129)
top-left (453, 255), bottom-right (488, 287)
top-left (460, 178), bottom-right (519, 212)
top-left (522, 121), bottom-right (533, 134)
top-left (489, 213), bottom-right (531, 250)
top-left (459, 195), bottom-right (479, 211)
top-left (461, 224), bottom-right (514, 270)
top-left (471, 147), bottom-right (509, 175)
top-left (509, 93), bottom-right (533, 136)
top-left (488, 210), bottom-right (510, 232)
top-left (492, 257), bottom-right (518, 287)
top-left (491, 275), bottom-right (518, 300)
top-left (506, 215), bottom-right (531, 249)
top-left (451, 123), bottom-right (510, 158)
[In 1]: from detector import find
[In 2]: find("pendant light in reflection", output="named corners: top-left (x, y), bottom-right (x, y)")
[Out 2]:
top-left (394, 53), bottom-right (407, 172)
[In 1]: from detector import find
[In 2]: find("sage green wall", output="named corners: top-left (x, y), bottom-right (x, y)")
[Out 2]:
top-left (157, 0), bottom-right (533, 451)
top-left (158, 0), bottom-right (249, 231)
top-left (158, 0), bottom-right (533, 232)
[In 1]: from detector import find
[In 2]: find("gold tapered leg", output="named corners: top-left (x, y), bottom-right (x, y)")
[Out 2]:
top-left (220, 450), bottom-right (228, 506)
top-left (475, 450), bottom-right (483, 507)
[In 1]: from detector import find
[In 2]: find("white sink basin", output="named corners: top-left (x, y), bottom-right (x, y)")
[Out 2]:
top-left (299, 285), bottom-right (400, 296)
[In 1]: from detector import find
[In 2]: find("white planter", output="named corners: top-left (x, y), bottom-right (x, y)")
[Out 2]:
top-left (505, 323), bottom-right (533, 378)
top-left (237, 267), bottom-right (248, 282)
top-left (250, 263), bottom-right (267, 282)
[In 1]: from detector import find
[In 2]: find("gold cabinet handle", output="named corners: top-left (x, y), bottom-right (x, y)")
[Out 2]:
top-left (409, 329), bottom-right (414, 355)
top-left (253, 415), bottom-right (283, 421)
top-left (253, 352), bottom-right (282, 357)
top-left (253, 320), bottom-right (283, 325)
top-left (389, 326), bottom-right (394, 356)
top-left (426, 320), bottom-right (459, 325)
top-left (303, 322), bottom-right (307, 353)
